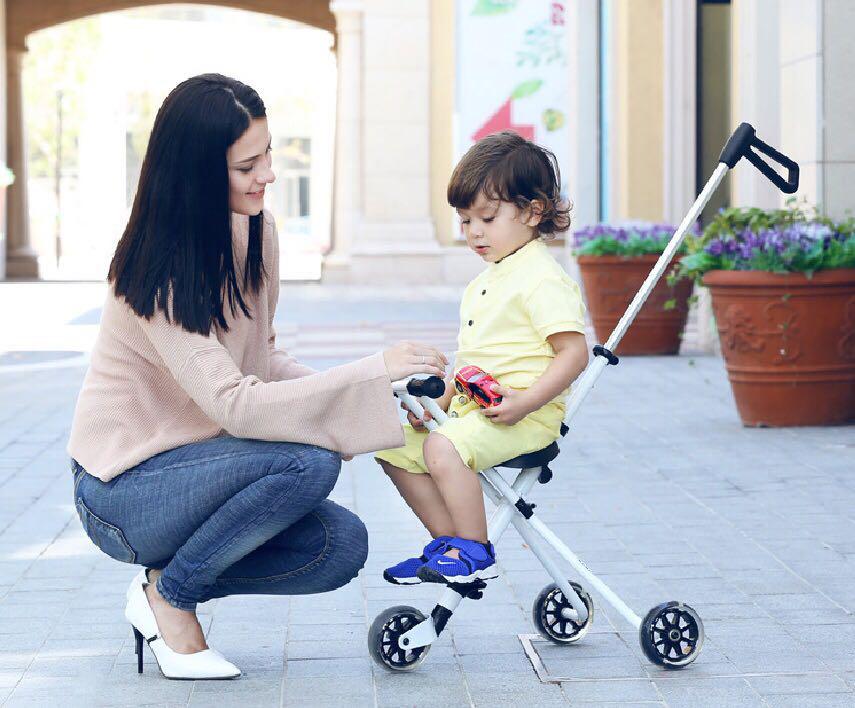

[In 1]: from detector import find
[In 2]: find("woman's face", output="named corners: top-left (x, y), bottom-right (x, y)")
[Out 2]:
top-left (227, 117), bottom-right (276, 215)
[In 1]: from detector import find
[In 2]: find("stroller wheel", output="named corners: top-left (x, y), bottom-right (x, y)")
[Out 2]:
top-left (532, 581), bottom-right (594, 644)
top-left (639, 601), bottom-right (704, 668)
top-left (368, 605), bottom-right (431, 672)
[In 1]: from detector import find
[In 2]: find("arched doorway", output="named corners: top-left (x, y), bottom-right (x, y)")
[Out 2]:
top-left (4, 0), bottom-right (336, 280)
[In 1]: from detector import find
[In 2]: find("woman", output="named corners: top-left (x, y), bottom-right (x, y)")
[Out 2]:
top-left (67, 74), bottom-right (446, 680)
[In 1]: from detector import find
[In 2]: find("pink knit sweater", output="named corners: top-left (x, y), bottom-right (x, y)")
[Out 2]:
top-left (67, 212), bottom-right (405, 482)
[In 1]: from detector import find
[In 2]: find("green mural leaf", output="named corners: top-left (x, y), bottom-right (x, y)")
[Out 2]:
top-left (511, 79), bottom-right (543, 100)
top-left (472, 0), bottom-right (518, 16)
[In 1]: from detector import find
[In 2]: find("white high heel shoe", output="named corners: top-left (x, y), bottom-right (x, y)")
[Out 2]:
top-left (124, 568), bottom-right (241, 680)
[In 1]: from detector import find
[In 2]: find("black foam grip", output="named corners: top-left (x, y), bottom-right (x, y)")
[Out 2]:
top-left (406, 376), bottom-right (445, 399)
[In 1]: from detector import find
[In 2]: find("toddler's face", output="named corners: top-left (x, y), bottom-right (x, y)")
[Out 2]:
top-left (457, 192), bottom-right (539, 263)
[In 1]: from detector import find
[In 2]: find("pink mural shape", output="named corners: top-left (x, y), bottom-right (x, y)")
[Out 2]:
top-left (471, 98), bottom-right (536, 142)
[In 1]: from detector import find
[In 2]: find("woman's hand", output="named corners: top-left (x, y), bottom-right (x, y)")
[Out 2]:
top-left (383, 341), bottom-right (447, 381)
top-left (480, 384), bottom-right (533, 426)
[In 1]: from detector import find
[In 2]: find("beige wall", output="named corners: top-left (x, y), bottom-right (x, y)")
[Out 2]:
top-left (612, 0), bottom-right (664, 222)
top-left (430, 0), bottom-right (455, 246)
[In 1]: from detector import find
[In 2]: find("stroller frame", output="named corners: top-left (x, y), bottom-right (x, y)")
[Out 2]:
top-left (368, 123), bottom-right (799, 672)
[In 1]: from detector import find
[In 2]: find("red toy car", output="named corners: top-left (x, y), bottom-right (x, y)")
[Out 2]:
top-left (454, 365), bottom-right (503, 408)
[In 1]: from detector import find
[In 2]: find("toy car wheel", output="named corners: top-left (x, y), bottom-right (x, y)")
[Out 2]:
top-left (639, 601), bottom-right (704, 668)
top-left (368, 605), bottom-right (431, 672)
top-left (532, 581), bottom-right (594, 644)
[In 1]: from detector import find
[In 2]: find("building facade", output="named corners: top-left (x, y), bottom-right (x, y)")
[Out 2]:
top-left (2, 1), bottom-right (852, 316)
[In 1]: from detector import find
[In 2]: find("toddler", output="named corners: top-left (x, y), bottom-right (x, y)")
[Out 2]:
top-left (374, 131), bottom-right (589, 586)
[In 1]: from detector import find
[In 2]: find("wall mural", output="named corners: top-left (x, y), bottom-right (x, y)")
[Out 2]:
top-left (457, 0), bottom-right (569, 190)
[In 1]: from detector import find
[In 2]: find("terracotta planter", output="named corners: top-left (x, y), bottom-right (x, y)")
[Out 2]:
top-left (577, 254), bottom-right (693, 355)
top-left (703, 268), bottom-right (855, 427)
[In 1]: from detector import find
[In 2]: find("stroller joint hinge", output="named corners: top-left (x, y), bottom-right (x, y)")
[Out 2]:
top-left (515, 498), bottom-right (536, 519)
top-left (593, 345), bottom-right (619, 365)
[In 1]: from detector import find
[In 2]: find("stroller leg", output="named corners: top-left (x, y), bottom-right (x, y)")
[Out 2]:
top-left (397, 466), bottom-right (542, 649)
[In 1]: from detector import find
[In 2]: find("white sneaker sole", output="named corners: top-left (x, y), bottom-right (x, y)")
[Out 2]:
top-left (418, 566), bottom-right (499, 584)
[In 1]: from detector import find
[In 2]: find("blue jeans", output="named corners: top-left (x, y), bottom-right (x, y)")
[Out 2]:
top-left (71, 437), bottom-right (368, 611)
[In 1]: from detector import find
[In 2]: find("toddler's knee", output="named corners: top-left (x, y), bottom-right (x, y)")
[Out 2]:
top-left (422, 432), bottom-right (454, 470)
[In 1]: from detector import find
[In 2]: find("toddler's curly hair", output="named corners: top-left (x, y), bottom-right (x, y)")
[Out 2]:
top-left (447, 130), bottom-right (572, 237)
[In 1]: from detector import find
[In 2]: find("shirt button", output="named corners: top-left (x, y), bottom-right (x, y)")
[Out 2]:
top-left (458, 395), bottom-right (468, 405)
top-left (481, 289), bottom-right (486, 295)
top-left (468, 319), bottom-right (474, 326)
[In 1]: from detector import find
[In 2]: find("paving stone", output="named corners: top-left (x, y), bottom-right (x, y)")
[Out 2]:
top-left (3, 287), bottom-right (855, 705)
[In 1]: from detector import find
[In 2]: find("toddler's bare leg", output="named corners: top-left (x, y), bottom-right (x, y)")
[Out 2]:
top-left (422, 433), bottom-right (488, 545)
top-left (375, 458), bottom-right (455, 538)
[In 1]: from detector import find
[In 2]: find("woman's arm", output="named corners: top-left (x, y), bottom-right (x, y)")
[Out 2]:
top-left (138, 305), bottom-right (405, 456)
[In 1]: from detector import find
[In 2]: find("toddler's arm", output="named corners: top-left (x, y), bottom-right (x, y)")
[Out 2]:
top-left (521, 331), bottom-right (588, 412)
top-left (483, 331), bottom-right (588, 426)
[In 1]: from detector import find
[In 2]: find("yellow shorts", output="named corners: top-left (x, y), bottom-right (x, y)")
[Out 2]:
top-left (374, 394), bottom-right (565, 474)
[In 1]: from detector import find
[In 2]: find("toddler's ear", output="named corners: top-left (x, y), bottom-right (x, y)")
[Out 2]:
top-left (524, 200), bottom-right (545, 227)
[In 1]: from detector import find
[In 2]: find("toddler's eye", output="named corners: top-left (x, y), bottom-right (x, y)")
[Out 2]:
top-left (460, 219), bottom-right (470, 225)
top-left (238, 167), bottom-right (252, 174)
top-left (483, 217), bottom-right (494, 223)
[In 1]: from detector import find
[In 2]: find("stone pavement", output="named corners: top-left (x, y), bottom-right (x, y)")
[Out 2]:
top-left (1, 282), bottom-right (855, 707)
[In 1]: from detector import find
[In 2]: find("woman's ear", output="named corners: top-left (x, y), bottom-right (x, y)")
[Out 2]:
top-left (524, 200), bottom-right (545, 227)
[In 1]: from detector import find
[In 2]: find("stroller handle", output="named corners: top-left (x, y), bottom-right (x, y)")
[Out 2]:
top-left (391, 375), bottom-right (446, 399)
top-left (718, 122), bottom-right (800, 194)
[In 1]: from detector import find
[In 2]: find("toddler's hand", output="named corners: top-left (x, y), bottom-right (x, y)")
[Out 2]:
top-left (401, 400), bottom-right (432, 430)
top-left (480, 384), bottom-right (531, 426)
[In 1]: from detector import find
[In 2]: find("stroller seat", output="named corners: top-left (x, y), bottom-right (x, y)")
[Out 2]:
top-left (497, 442), bottom-right (559, 469)
top-left (495, 423), bottom-right (568, 482)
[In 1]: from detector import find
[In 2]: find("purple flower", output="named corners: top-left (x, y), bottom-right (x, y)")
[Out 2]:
top-left (706, 239), bottom-right (724, 256)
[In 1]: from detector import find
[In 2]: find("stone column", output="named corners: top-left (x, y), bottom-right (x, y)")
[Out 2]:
top-left (730, 0), bottom-right (780, 211)
top-left (348, 0), bottom-right (440, 284)
top-left (323, 0), bottom-right (364, 280)
top-left (662, 0), bottom-right (696, 224)
top-left (814, 0), bottom-right (855, 221)
top-left (5, 42), bottom-right (37, 278)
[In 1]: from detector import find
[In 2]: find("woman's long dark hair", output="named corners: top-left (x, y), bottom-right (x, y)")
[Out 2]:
top-left (109, 74), bottom-right (267, 335)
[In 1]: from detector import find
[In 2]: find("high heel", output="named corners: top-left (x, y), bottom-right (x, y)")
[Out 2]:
top-left (125, 569), bottom-right (241, 680)
top-left (133, 626), bottom-right (144, 674)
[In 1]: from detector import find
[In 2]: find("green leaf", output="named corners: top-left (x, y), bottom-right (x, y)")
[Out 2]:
top-left (472, 0), bottom-right (518, 15)
top-left (663, 299), bottom-right (676, 311)
top-left (511, 79), bottom-right (543, 100)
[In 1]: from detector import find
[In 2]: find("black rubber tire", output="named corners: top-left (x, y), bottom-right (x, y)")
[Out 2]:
top-left (639, 601), bottom-right (704, 669)
top-left (532, 581), bottom-right (594, 644)
top-left (368, 605), bottom-right (431, 672)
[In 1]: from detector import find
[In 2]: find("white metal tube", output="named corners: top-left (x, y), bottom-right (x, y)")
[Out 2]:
top-left (564, 162), bottom-right (730, 426)
top-left (527, 515), bottom-right (642, 628)
top-left (506, 513), bottom-right (587, 622)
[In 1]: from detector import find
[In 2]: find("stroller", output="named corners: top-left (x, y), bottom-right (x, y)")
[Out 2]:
top-left (368, 124), bottom-right (799, 672)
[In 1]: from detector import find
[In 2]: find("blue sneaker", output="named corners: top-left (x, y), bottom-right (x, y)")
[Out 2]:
top-left (417, 537), bottom-right (498, 584)
top-left (383, 536), bottom-right (453, 585)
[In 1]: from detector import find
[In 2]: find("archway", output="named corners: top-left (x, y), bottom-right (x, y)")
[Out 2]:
top-left (4, 1), bottom-right (337, 279)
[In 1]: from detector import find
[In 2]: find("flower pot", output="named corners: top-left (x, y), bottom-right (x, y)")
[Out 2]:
top-left (577, 254), bottom-right (693, 355)
top-left (703, 268), bottom-right (855, 427)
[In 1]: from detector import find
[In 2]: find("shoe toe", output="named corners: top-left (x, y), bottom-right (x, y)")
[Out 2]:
top-left (207, 649), bottom-right (241, 677)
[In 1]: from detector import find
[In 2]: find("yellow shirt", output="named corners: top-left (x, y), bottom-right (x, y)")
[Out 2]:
top-left (455, 238), bottom-right (587, 407)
